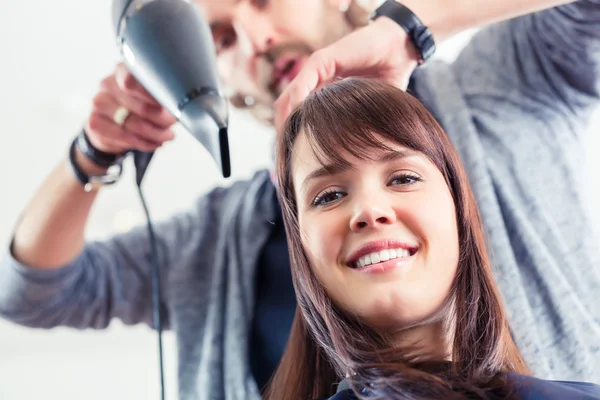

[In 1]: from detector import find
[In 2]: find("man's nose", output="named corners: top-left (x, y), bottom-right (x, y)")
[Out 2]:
top-left (349, 193), bottom-right (397, 232)
top-left (233, 7), bottom-right (275, 56)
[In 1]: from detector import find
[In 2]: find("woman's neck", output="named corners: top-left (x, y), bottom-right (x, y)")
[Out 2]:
top-left (393, 320), bottom-right (453, 361)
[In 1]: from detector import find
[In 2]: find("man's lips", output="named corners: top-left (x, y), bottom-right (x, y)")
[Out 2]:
top-left (271, 56), bottom-right (303, 92)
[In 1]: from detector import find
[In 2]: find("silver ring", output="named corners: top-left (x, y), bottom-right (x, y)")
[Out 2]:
top-left (113, 106), bottom-right (131, 126)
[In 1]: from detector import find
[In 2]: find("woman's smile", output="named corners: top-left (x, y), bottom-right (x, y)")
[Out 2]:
top-left (292, 131), bottom-right (458, 332)
top-left (344, 239), bottom-right (418, 274)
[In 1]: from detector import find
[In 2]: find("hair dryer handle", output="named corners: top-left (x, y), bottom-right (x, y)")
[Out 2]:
top-left (133, 150), bottom-right (154, 186)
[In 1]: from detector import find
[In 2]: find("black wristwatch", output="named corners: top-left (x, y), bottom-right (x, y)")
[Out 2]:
top-left (370, 0), bottom-right (436, 64)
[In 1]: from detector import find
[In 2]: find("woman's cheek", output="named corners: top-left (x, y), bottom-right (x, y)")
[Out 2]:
top-left (302, 212), bottom-right (346, 276)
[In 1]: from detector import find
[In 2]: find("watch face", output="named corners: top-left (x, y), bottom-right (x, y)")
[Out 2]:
top-left (84, 165), bottom-right (123, 192)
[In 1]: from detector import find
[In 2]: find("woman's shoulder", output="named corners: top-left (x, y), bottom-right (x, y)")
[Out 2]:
top-left (315, 374), bottom-right (600, 400)
top-left (313, 379), bottom-right (359, 400)
top-left (316, 389), bottom-right (357, 400)
top-left (508, 372), bottom-right (600, 399)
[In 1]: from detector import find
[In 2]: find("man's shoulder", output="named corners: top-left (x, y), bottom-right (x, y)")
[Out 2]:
top-left (210, 169), bottom-right (272, 194)
top-left (408, 60), bottom-right (457, 121)
top-left (187, 168), bottom-right (277, 229)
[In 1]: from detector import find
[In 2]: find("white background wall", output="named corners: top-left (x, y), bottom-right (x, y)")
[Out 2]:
top-left (0, 1), bottom-right (598, 399)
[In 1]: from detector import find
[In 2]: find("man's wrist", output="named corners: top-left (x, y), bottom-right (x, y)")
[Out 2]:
top-left (370, 1), bottom-right (436, 64)
top-left (374, 17), bottom-right (421, 65)
top-left (73, 147), bottom-right (110, 177)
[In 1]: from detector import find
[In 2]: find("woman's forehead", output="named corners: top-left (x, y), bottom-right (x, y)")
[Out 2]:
top-left (290, 132), bottom-right (426, 195)
top-left (291, 131), bottom-right (415, 170)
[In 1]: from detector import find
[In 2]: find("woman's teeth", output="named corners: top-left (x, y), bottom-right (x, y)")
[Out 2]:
top-left (355, 248), bottom-right (411, 268)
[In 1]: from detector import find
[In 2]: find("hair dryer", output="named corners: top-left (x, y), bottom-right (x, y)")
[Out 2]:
top-left (111, 0), bottom-right (231, 185)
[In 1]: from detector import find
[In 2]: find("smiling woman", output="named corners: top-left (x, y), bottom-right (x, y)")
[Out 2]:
top-left (265, 78), bottom-right (600, 400)
top-left (291, 109), bottom-right (461, 335)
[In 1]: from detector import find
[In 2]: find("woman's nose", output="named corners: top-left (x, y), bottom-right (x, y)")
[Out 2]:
top-left (349, 196), bottom-right (396, 232)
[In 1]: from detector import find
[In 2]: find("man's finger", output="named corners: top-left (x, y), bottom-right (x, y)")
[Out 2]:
top-left (275, 22), bottom-right (392, 130)
top-left (288, 52), bottom-right (335, 110)
top-left (286, 27), bottom-right (380, 109)
top-left (274, 91), bottom-right (291, 135)
top-left (275, 51), bottom-right (339, 132)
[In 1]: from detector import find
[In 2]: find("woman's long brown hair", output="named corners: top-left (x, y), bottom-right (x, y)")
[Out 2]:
top-left (266, 78), bottom-right (529, 400)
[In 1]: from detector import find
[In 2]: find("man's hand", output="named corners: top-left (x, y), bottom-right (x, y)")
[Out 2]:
top-left (274, 17), bottom-right (419, 133)
top-left (86, 63), bottom-right (178, 155)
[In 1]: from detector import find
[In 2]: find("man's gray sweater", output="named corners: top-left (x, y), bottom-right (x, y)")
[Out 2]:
top-left (1, 2), bottom-right (599, 399)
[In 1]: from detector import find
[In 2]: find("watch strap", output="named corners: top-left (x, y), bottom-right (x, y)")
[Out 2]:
top-left (75, 128), bottom-right (126, 168)
top-left (68, 136), bottom-right (124, 192)
top-left (370, 1), bottom-right (436, 64)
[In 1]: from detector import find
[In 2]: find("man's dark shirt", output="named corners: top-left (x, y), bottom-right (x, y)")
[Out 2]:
top-left (249, 193), bottom-right (296, 392)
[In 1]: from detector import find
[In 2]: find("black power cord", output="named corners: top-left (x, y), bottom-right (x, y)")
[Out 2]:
top-left (71, 136), bottom-right (167, 399)
top-left (134, 157), bottom-right (166, 400)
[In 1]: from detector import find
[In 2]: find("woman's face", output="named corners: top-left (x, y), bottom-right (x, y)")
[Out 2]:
top-left (292, 133), bottom-right (460, 333)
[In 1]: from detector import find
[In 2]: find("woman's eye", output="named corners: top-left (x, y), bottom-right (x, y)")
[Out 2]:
top-left (390, 173), bottom-right (422, 186)
top-left (312, 190), bottom-right (345, 207)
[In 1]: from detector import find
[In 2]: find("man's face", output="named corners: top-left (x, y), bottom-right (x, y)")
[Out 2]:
top-left (196, 0), bottom-right (355, 111)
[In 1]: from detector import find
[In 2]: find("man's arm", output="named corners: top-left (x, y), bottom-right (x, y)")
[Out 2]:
top-left (10, 64), bottom-right (176, 270)
top-left (0, 186), bottom-right (227, 329)
top-left (0, 64), bottom-right (180, 328)
top-left (274, 0), bottom-right (588, 129)
top-left (402, 0), bottom-right (575, 43)
top-left (448, 0), bottom-right (600, 122)
top-left (11, 153), bottom-right (108, 269)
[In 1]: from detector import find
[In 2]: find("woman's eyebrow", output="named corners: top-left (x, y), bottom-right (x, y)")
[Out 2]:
top-left (380, 149), bottom-right (416, 163)
top-left (300, 150), bottom-right (415, 194)
top-left (300, 163), bottom-right (351, 195)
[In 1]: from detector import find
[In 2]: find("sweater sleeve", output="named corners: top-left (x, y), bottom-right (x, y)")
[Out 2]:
top-left (452, 0), bottom-right (600, 131)
top-left (0, 186), bottom-right (227, 330)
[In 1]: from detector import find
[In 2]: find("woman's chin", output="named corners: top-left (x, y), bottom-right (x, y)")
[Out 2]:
top-left (350, 293), bottom-right (432, 331)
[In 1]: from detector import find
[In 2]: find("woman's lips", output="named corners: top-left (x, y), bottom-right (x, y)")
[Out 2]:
top-left (345, 239), bottom-right (419, 274)
top-left (346, 240), bottom-right (418, 266)
top-left (352, 256), bottom-right (414, 274)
